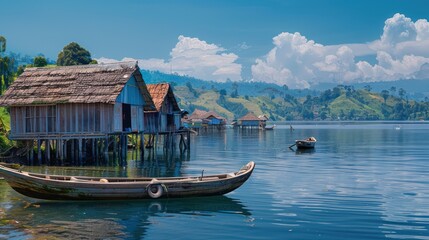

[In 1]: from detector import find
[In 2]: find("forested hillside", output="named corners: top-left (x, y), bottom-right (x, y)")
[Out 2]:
top-left (173, 84), bottom-right (429, 121)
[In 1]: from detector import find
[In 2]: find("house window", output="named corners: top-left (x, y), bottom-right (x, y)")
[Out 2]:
top-left (47, 106), bottom-right (57, 132)
top-left (25, 106), bottom-right (57, 133)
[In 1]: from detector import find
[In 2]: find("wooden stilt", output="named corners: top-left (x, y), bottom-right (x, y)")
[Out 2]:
top-left (104, 137), bottom-right (109, 164)
top-left (92, 139), bottom-right (96, 162)
top-left (37, 139), bottom-right (42, 165)
top-left (26, 141), bottom-right (30, 164)
top-left (78, 138), bottom-right (83, 166)
top-left (45, 139), bottom-right (50, 165)
top-left (70, 139), bottom-right (75, 165)
top-left (113, 135), bottom-right (118, 165)
top-left (29, 140), bottom-right (34, 166)
top-left (58, 139), bottom-right (63, 164)
top-left (187, 130), bottom-right (191, 151)
top-left (122, 134), bottom-right (128, 166)
top-left (140, 133), bottom-right (144, 161)
top-left (64, 140), bottom-right (68, 165)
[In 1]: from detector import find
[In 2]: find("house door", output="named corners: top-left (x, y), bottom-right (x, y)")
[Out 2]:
top-left (122, 103), bottom-right (131, 131)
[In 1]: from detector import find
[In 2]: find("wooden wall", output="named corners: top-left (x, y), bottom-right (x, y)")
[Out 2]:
top-left (9, 103), bottom-right (115, 139)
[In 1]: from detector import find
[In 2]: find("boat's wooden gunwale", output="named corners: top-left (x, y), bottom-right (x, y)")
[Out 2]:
top-left (0, 162), bottom-right (255, 200)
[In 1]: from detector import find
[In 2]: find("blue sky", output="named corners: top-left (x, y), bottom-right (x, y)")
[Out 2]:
top-left (2, 0), bottom-right (429, 88)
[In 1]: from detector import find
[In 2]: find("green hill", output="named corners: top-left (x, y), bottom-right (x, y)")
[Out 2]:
top-left (175, 84), bottom-right (429, 121)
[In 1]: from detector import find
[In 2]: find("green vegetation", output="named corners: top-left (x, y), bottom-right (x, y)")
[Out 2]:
top-left (57, 42), bottom-right (94, 66)
top-left (174, 84), bottom-right (429, 121)
top-left (0, 36), bottom-right (14, 93)
top-left (33, 56), bottom-right (48, 67)
top-left (0, 107), bottom-right (13, 152)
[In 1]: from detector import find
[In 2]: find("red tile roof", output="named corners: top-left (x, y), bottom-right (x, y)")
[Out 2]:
top-left (146, 83), bottom-right (180, 112)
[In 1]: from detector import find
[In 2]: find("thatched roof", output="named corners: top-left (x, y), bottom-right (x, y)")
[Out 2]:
top-left (188, 109), bottom-right (225, 120)
top-left (146, 83), bottom-right (180, 112)
top-left (0, 62), bottom-right (156, 110)
top-left (238, 112), bottom-right (261, 121)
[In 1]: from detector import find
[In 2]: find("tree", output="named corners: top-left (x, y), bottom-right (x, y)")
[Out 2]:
top-left (381, 90), bottom-right (390, 104)
top-left (57, 42), bottom-right (93, 66)
top-left (364, 85), bottom-right (372, 92)
top-left (398, 88), bottom-right (406, 99)
top-left (16, 65), bottom-right (25, 76)
top-left (390, 86), bottom-right (396, 95)
top-left (33, 56), bottom-right (48, 67)
top-left (0, 36), bottom-right (6, 55)
top-left (230, 82), bottom-right (239, 98)
top-left (219, 89), bottom-right (227, 96)
top-left (0, 36), bottom-right (13, 91)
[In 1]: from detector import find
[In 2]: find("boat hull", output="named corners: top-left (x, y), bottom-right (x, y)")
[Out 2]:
top-left (0, 162), bottom-right (255, 200)
top-left (295, 140), bottom-right (316, 149)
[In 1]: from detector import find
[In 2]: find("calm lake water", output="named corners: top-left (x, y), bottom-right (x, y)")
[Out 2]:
top-left (1, 122), bottom-right (429, 239)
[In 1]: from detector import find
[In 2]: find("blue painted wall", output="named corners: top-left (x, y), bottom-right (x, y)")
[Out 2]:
top-left (116, 76), bottom-right (145, 106)
top-left (241, 120), bottom-right (259, 126)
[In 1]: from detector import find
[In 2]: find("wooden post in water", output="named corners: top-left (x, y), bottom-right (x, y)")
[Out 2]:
top-left (26, 141), bottom-right (30, 164)
top-left (140, 132), bottom-right (144, 161)
top-left (71, 139), bottom-right (75, 166)
top-left (187, 130), bottom-right (191, 151)
top-left (113, 135), bottom-right (117, 165)
top-left (45, 139), bottom-right (50, 165)
top-left (104, 137), bottom-right (109, 164)
top-left (78, 138), bottom-right (83, 166)
top-left (29, 140), bottom-right (34, 166)
top-left (121, 134), bottom-right (127, 166)
top-left (92, 139), bottom-right (96, 162)
top-left (64, 140), bottom-right (68, 165)
top-left (37, 139), bottom-right (42, 165)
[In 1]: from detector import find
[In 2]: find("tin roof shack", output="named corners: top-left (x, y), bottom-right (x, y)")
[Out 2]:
top-left (0, 62), bottom-right (155, 165)
top-left (237, 112), bottom-right (266, 129)
top-left (145, 83), bottom-right (182, 133)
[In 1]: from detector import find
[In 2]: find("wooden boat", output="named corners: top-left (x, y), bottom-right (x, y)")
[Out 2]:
top-left (295, 137), bottom-right (317, 149)
top-left (264, 124), bottom-right (275, 130)
top-left (0, 162), bottom-right (255, 200)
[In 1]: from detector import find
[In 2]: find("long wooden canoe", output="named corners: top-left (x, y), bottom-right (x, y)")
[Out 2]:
top-left (0, 162), bottom-right (255, 200)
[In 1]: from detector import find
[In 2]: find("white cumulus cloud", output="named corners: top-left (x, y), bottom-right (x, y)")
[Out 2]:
top-left (252, 13), bottom-right (429, 88)
top-left (96, 35), bottom-right (242, 82)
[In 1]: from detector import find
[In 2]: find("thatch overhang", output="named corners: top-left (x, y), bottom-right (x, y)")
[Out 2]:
top-left (146, 83), bottom-right (180, 112)
top-left (238, 112), bottom-right (261, 121)
top-left (0, 62), bottom-right (156, 111)
top-left (188, 109), bottom-right (210, 120)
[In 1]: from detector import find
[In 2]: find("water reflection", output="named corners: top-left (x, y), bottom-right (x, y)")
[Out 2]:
top-left (2, 123), bottom-right (429, 239)
top-left (20, 150), bottom-right (192, 179)
top-left (294, 148), bottom-right (315, 155)
top-left (0, 182), bottom-right (251, 239)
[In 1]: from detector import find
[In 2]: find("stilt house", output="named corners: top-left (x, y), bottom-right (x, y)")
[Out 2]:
top-left (0, 62), bottom-right (156, 164)
top-left (145, 83), bottom-right (182, 133)
top-left (237, 112), bottom-right (265, 129)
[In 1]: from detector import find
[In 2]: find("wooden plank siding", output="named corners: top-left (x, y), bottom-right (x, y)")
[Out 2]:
top-left (9, 103), bottom-right (115, 139)
top-left (2, 63), bottom-right (153, 140)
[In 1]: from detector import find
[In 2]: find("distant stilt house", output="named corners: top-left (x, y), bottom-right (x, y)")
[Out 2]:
top-left (0, 62), bottom-right (156, 166)
top-left (145, 83), bottom-right (190, 150)
top-left (236, 112), bottom-right (266, 129)
top-left (186, 109), bottom-right (226, 132)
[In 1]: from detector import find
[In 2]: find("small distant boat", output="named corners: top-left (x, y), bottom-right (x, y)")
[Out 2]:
top-left (0, 162), bottom-right (255, 200)
top-left (295, 137), bottom-right (317, 149)
top-left (264, 125), bottom-right (275, 130)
